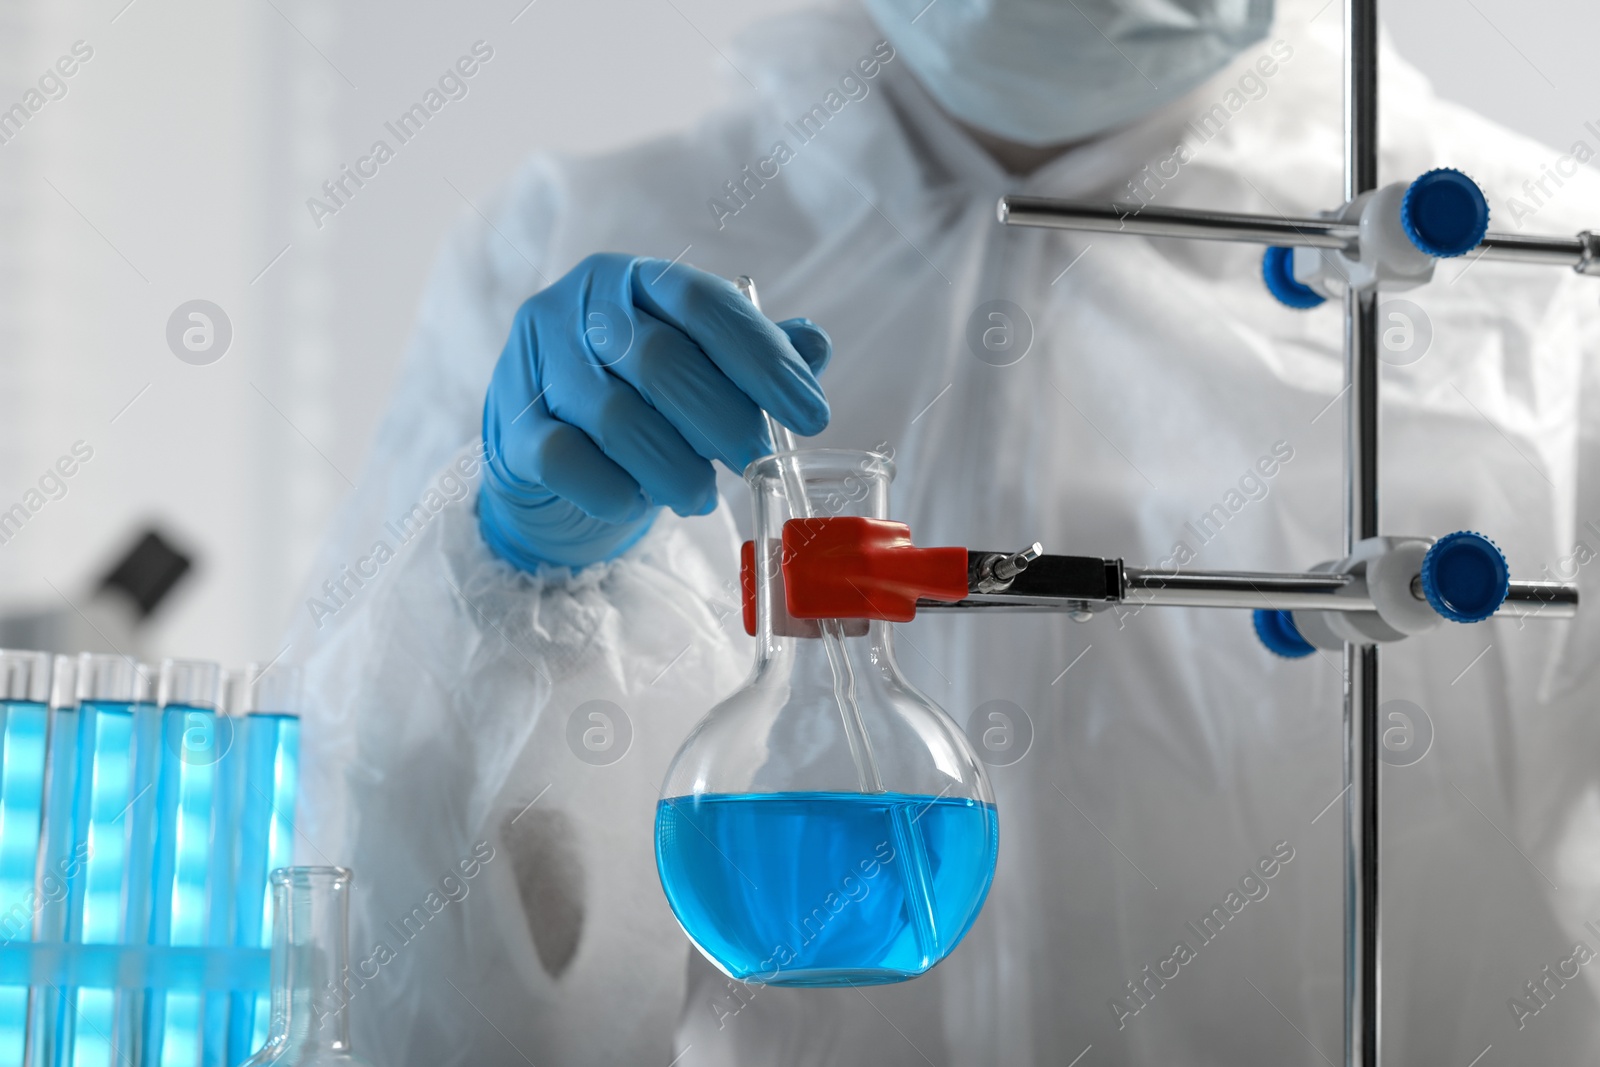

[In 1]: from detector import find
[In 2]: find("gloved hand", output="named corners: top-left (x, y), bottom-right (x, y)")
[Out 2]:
top-left (480, 253), bottom-right (832, 570)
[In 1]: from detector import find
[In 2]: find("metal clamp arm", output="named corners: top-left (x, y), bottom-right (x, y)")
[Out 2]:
top-left (999, 195), bottom-right (1599, 274)
top-left (917, 550), bottom-right (1577, 618)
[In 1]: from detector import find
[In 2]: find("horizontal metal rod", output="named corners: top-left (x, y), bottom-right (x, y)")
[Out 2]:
top-left (919, 563), bottom-right (1576, 617)
top-left (1501, 580), bottom-right (1581, 615)
top-left (999, 196), bottom-right (1595, 271)
top-left (1125, 567), bottom-right (1360, 610)
top-left (1000, 196), bottom-right (1355, 248)
top-left (1479, 232), bottom-right (1591, 267)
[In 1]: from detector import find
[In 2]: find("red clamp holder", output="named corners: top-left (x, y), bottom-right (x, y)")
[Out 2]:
top-left (740, 517), bottom-right (969, 636)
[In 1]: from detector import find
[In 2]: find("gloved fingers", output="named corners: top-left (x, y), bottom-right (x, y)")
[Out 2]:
top-left (550, 374), bottom-right (718, 517)
top-left (503, 416), bottom-right (652, 526)
top-left (775, 318), bottom-right (832, 376)
top-left (606, 313), bottom-right (771, 473)
top-left (630, 260), bottom-right (830, 436)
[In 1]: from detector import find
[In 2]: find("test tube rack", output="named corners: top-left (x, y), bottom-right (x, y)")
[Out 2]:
top-left (0, 651), bottom-right (300, 1067)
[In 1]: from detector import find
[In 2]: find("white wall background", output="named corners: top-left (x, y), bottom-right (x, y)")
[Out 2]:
top-left (0, 0), bottom-right (1597, 667)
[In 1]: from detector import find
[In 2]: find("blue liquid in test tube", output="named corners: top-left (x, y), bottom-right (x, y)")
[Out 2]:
top-left (199, 683), bottom-right (245, 1067)
top-left (68, 702), bottom-right (134, 1067)
top-left (0, 650), bottom-right (53, 1066)
top-left (57, 655), bottom-right (153, 1067)
top-left (33, 656), bottom-right (80, 1067)
top-left (119, 693), bottom-right (164, 1057)
top-left (145, 660), bottom-right (223, 1067)
top-left (226, 665), bottom-right (299, 1067)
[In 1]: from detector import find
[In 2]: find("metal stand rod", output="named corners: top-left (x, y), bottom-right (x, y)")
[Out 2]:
top-left (1345, 0), bottom-right (1381, 1058)
top-left (997, 197), bottom-right (1598, 271)
top-left (1345, 292), bottom-right (1383, 1067)
top-left (979, 3), bottom-right (1589, 1061)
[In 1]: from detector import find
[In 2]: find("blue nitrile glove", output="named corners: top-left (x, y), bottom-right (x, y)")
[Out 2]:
top-left (479, 253), bottom-right (832, 570)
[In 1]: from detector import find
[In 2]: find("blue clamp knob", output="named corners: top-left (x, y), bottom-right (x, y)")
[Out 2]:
top-left (1253, 609), bottom-right (1316, 658)
top-left (1401, 169), bottom-right (1489, 258)
top-left (1262, 246), bottom-right (1326, 309)
top-left (1420, 531), bottom-right (1509, 623)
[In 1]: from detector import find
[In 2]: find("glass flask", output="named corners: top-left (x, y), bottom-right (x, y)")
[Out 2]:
top-left (655, 449), bottom-right (998, 987)
top-left (241, 867), bottom-right (372, 1067)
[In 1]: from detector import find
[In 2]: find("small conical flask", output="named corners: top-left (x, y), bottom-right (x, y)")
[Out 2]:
top-left (242, 867), bottom-right (374, 1067)
top-left (655, 449), bottom-right (998, 987)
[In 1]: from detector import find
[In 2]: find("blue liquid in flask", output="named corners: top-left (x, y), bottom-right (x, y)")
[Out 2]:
top-left (655, 791), bottom-right (998, 986)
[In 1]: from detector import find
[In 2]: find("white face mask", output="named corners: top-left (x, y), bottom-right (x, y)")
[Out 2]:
top-left (865, 0), bottom-right (1274, 147)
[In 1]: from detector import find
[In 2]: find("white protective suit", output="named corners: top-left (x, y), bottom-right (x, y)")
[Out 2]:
top-left (289, 0), bottom-right (1600, 1063)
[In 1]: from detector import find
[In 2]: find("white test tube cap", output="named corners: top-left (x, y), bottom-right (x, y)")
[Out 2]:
top-left (159, 658), bottom-right (222, 710)
top-left (0, 648), bottom-right (54, 703)
top-left (76, 652), bottom-right (155, 704)
top-left (226, 663), bottom-right (301, 716)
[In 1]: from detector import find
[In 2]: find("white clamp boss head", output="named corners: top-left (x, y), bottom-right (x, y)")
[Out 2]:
top-left (1255, 532), bottom-right (1510, 656)
top-left (1262, 168), bottom-right (1491, 307)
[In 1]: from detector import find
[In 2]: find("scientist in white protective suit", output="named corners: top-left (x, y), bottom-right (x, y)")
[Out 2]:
top-left (289, 0), bottom-right (1600, 1061)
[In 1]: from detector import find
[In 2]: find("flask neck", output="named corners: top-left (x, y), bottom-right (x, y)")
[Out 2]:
top-left (748, 450), bottom-right (895, 658)
top-left (264, 867), bottom-right (355, 1055)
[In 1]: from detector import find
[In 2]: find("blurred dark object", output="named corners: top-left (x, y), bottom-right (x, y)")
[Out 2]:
top-left (0, 524), bottom-right (195, 654)
top-left (98, 529), bottom-right (192, 619)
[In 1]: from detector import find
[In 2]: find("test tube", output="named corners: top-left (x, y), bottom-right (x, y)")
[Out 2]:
top-left (197, 671), bottom-right (248, 1067)
top-left (119, 662), bottom-right (164, 1054)
top-left (224, 666), bottom-right (300, 1067)
top-left (51, 655), bottom-right (154, 1067)
top-left (144, 660), bottom-right (223, 1067)
top-left (0, 650), bottom-right (53, 1064)
top-left (30, 655), bottom-right (84, 1067)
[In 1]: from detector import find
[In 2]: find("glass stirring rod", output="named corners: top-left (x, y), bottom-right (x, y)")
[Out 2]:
top-left (734, 277), bottom-right (802, 475)
top-left (733, 276), bottom-right (883, 793)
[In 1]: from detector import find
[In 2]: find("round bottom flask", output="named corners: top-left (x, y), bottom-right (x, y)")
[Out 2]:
top-left (655, 450), bottom-right (998, 987)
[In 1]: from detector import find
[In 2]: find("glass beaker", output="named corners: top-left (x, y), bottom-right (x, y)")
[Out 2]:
top-left (241, 867), bottom-right (372, 1067)
top-left (655, 449), bottom-right (998, 987)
